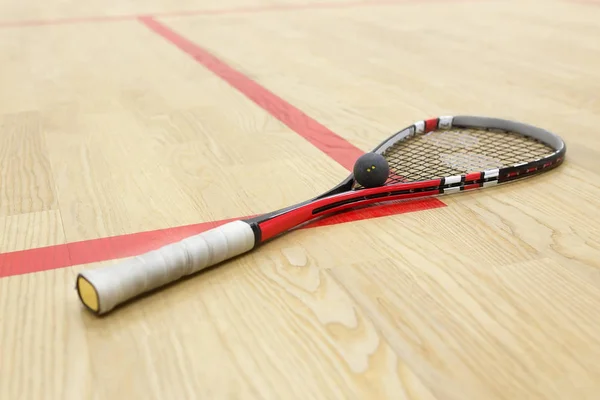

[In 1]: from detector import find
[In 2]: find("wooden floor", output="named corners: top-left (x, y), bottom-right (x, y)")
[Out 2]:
top-left (2, 0), bottom-right (600, 398)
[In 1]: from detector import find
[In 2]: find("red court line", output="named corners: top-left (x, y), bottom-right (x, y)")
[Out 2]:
top-left (0, 14), bottom-right (447, 278)
top-left (0, 217), bottom-right (239, 278)
top-left (0, 199), bottom-right (443, 278)
top-left (140, 15), bottom-right (366, 171)
top-left (0, 0), bottom-right (479, 29)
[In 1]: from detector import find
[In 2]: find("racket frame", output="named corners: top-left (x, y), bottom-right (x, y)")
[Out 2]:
top-left (75, 115), bottom-right (566, 315)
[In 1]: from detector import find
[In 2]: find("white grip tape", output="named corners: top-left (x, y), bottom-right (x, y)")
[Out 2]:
top-left (77, 220), bottom-right (256, 314)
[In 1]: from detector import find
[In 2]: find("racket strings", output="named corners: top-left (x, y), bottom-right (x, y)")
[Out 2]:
top-left (371, 127), bottom-right (555, 185)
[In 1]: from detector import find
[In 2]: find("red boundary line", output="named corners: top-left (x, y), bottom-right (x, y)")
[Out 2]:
top-left (138, 16), bottom-right (365, 171)
top-left (0, 199), bottom-right (444, 278)
top-left (0, 15), bottom-right (447, 279)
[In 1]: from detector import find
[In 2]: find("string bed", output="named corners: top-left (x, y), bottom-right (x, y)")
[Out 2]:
top-left (376, 127), bottom-right (555, 185)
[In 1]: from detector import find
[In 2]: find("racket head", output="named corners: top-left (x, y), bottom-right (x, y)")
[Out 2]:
top-left (356, 115), bottom-right (566, 189)
top-left (247, 115), bottom-right (566, 242)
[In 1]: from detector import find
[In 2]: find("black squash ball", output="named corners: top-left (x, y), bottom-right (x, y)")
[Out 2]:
top-left (353, 152), bottom-right (389, 188)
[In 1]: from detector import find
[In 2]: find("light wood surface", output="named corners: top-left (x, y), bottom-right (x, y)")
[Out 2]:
top-left (2, 0), bottom-right (600, 399)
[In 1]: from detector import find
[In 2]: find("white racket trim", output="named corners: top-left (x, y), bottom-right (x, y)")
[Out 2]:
top-left (77, 220), bottom-right (256, 314)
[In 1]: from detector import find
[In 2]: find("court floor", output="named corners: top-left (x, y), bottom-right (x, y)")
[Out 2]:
top-left (1, 0), bottom-right (600, 399)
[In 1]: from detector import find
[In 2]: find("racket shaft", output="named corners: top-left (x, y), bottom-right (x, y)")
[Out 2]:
top-left (77, 220), bottom-right (256, 314)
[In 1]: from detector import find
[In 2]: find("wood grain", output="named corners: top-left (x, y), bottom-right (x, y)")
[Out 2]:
top-left (329, 256), bottom-right (600, 400)
top-left (0, 250), bottom-right (437, 400)
top-left (1, 0), bottom-right (600, 399)
top-left (0, 210), bottom-right (65, 253)
top-left (0, 111), bottom-right (57, 217)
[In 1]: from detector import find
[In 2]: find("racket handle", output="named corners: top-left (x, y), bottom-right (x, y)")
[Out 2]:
top-left (75, 220), bottom-right (256, 315)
